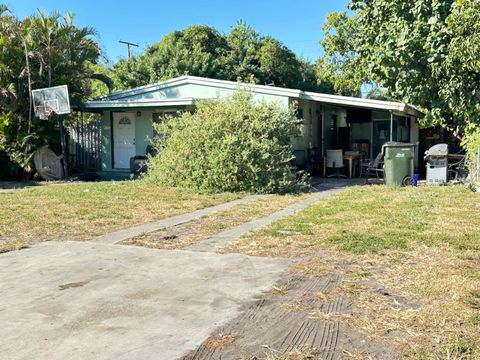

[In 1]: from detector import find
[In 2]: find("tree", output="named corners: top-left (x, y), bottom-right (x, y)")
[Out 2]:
top-left (317, 11), bottom-right (365, 96)
top-left (326, 0), bottom-right (480, 137)
top-left (110, 21), bottom-right (329, 92)
top-left (148, 25), bottom-right (228, 81)
top-left (111, 25), bottom-right (227, 90)
top-left (257, 36), bottom-right (305, 88)
top-left (111, 56), bottom-right (150, 90)
top-left (0, 6), bottom-right (102, 178)
top-left (221, 20), bottom-right (263, 83)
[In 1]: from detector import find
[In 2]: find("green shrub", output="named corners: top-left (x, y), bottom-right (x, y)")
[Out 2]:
top-left (462, 128), bottom-right (480, 184)
top-left (146, 91), bottom-right (307, 193)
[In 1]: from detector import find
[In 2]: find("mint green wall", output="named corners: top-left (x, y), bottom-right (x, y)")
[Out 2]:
top-left (134, 111), bottom-right (154, 155)
top-left (122, 83), bottom-right (290, 109)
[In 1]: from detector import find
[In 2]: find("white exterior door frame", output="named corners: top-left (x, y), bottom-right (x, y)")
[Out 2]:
top-left (113, 112), bottom-right (136, 169)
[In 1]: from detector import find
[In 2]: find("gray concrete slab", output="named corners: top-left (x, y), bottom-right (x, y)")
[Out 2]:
top-left (91, 194), bottom-right (267, 244)
top-left (186, 188), bottom-right (346, 252)
top-left (0, 241), bottom-right (290, 360)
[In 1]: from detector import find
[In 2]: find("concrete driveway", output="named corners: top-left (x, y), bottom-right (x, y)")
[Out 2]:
top-left (0, 241), bottom-right (289, 360)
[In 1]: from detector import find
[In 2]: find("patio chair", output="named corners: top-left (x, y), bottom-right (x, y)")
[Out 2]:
top-left (448, 154), bottom-right (467, 182)
top-left (364, 152), bottom-right (384, 184)
top-left (307, 147), bottom-right (323, 175)
top-left (326, 149), bottom-right (347, 178)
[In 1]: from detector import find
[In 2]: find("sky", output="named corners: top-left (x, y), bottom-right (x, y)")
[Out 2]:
top-left (6, 0), bottom-right (350, 64)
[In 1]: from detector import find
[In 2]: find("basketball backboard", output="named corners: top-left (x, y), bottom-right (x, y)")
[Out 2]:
top-left (32, 85), bottom-right (71, 119)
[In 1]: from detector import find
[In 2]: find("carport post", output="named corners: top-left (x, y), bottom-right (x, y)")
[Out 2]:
top-left (59, 115), bottom-right (69, 179)
top-left (389, 110), bottom-right (393, 142)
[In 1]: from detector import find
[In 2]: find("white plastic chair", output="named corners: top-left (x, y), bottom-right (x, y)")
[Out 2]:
top-left (326, 149), bottom-right (346, 178)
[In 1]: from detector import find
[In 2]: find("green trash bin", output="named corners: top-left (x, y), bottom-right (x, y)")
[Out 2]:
top-left (382, 142), bottom-right (415, 187)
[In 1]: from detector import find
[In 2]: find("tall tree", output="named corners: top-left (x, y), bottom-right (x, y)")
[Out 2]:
top-left (317, 11), bottom-right (365, 96)
top-left (325, 0), bottom-right (480, 137)
top-left (111, 25), bottom-right (227, 89)
top-left (110, 21), bottom-right (329, 92)
top-left (148, 25), bottom-right (227, 81)
top-left (222, 20), bottom-right (262, 83)
top-left (257, 36), bottom-right (302, 88)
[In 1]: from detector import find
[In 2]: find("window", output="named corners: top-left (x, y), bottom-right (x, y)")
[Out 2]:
top-left (397, 117), bottom-right (410, 142)
top-left (118, 116), bottom-right (131, 125)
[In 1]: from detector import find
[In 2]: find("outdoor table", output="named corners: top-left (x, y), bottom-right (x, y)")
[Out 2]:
top-left (343, 153), bottom-right (362, 178)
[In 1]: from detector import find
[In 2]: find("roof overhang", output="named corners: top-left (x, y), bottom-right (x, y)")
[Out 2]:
top-left (77, 97), bottom-right (195, 111)
top-left (95, 76), bottom-right (302, 102)
top-left (80, 76), bottom-right (423, 118)
top-left (301, 92), bottom-right (423, 118)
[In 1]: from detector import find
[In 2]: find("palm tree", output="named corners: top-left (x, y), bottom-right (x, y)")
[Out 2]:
top-left (0, 6), bottom-right (103, 178)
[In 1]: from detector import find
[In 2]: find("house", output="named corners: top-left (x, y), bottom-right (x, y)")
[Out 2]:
top-left (77, 76), bottom-right (423, 179)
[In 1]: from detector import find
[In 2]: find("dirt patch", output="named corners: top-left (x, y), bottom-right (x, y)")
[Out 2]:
top-left (0, 238), bottom-right (28, 254)
top-left (181, 260), bottom-right (398, 360)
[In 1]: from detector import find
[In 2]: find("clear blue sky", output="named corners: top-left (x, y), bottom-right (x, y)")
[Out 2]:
top-left (6, 0), bottom-right (350, 64)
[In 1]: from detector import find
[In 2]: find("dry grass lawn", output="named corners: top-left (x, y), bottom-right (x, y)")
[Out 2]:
top-left (223, 185), bottom-right (480, 358)
top-left (0, 180), bottom-right (240, 252)
top-left (123, 193), bottom-right (309, 250)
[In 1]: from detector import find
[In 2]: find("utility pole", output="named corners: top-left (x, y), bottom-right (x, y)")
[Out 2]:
top-left (119, 40), bottom-right (139, 59)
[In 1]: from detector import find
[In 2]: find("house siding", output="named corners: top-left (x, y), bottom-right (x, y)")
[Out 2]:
top-left (114, 83), bottom-right (290, 109)
top-left (90, 77), bottom-right (421, 176)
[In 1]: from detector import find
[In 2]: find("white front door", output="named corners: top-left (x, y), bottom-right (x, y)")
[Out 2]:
top-left (113, 112), bottom-right (136, 169)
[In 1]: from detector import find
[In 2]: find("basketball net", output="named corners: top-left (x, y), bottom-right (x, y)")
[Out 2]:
top-left (35, 104), bottom-right (55, 120)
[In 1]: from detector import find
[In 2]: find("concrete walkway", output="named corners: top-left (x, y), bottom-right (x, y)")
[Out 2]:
top-left (0, 241), bottom-right (290, 360)
top-left (91, 194), bottom-right (267, 244)
top-left (0, 181), bottom-right (354, 360)
top-left (186, 187), bottom-right (345, 252)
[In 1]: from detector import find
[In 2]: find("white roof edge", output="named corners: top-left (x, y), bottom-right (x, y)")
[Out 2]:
top-left (92, 76), bottom-right (422, 117)
top-left (98, 76), bottom-right (301, 101)
top-left (82, 97), bottom-right (195, 109)
top-left (302, 91), bottom-right (403, 110)
top-left (94, 77), bottom-right (191, 100)
top-left (301, 92), bottom-right (423, 117)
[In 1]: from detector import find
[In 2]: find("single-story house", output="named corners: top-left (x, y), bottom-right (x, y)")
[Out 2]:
top-left (77, 76), bottom-right (423, 179)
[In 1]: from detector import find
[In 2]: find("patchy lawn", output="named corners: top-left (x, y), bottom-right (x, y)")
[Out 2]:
top-left (221, 185), bottom-right (480, 358)
top-left (0, 180), bottom-right (240, 252)
top-left (122, 193), bottom-right (310, 250)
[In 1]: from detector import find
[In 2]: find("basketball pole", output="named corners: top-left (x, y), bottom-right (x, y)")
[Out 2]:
top-left (58, 115), bottom-right (69, 179)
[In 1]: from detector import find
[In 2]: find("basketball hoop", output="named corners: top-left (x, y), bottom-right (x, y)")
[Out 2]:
top-left (32, 85), bottom-right (70, 120)
top-left (31, 85), bottom-right (71, 179)
top-left (35, 104), bottom-right (55, 120)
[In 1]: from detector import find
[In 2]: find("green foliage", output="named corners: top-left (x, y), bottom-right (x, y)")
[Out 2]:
top-left (462, 128), bottom-right (480, 182)
top-left (317, 11), bottom-right (365, 96)
top-left (148, 24), bottom-right (227, 81)
top-left (462, 129), bottom-right (480, 158)
top-left (110, 21), bottom-right (324, 92)
top-left (146, 91), bottom-right (307, 194)
top-left (327, 0), bottom-right (480, 135)
top-left (0, 6), bottom-right (101, 178)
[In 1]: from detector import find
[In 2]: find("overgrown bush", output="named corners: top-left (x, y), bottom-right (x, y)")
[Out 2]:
top-left (146, 91), bottom-right (307, 193)
top-left (462, 128), bottom-right (480, 184)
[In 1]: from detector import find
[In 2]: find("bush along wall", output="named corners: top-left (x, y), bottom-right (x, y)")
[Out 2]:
top-left (146, 90), bottom-right (308, 194)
